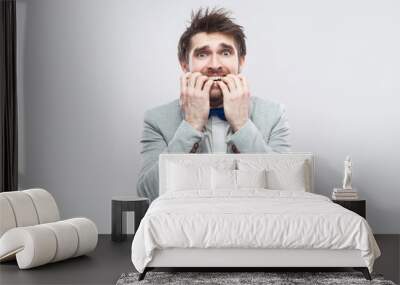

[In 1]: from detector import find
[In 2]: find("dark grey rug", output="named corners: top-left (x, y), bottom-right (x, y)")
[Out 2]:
top-left (116, 271), bottom-right (396, 285)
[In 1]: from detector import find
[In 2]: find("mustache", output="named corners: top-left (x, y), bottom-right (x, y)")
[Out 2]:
top-left (205, 72), bottom-right (228, 76)
top-left (204, 68), bottom-right (229, 78)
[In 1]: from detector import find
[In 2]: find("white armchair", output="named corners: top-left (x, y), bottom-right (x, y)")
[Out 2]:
top-left (0, 188), bottom-right (98, 269)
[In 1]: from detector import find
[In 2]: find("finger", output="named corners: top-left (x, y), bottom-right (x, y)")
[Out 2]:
top-left (221, 76), bottom-right (235, 93)
top-left (226, 74), bottom-right (238, 89)
top-left (184, 72), bottom-right (192, 82)
top-left (238, 74), bottom-right (250, 96)
top-left (202, 79), bottom-right (214, 94)
top-left (217, 80), bottom-right (230, 97)
top-left (180, 73), bottom-right (191, 106)
top-left (188, 72), bottom-right (202, 89)
top-left (195, 75), bottom-right (209, 91)
top-left (180, 73), bottom-right (189, 95)
top-left (229, 74), bottom-right (243, 95)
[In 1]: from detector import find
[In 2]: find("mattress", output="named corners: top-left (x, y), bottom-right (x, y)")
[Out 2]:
top-left (131, 189), bottom-right (381, 273)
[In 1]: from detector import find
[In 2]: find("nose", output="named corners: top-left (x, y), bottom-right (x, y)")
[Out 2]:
top-left (208, 54), bottom-right (222, 69)
top-left (207, 55), bottom-right (223, 76)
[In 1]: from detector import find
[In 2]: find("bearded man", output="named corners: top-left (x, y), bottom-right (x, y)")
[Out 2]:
top-left (137, 8), bottom-right (291, 202)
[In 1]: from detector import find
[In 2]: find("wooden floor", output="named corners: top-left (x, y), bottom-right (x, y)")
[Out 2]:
top-left (0, 234), bottom-right (398, 285)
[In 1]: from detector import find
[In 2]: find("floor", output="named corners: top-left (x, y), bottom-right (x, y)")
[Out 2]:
top-left (0, 235), bottom-right (134, 285)
top-left (0, 234), bottom-right (399, 285)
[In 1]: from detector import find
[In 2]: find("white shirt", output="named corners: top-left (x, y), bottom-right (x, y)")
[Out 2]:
top-left (201, 115), bottom-right (232, 153)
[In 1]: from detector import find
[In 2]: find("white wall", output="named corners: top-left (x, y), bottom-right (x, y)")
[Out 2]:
top-left (17, 0), bottom-right (400, 233)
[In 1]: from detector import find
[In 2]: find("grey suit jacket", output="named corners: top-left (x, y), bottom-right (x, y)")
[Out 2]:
top-left (136, 96), bottom-right (291, 202)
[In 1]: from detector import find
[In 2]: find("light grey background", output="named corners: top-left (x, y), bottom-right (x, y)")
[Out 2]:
top-left (16, 0), bottom-right (400, 234)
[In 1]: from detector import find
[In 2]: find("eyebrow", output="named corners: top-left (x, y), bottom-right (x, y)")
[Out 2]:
top-left (193, 45), bottom-right (210, 54)
top-left (220, 43), bottom-right (235, 52)
top-left (193, 43), bottom-right (235, 54)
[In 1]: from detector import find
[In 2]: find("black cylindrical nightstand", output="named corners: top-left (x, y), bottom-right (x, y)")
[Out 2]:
top-left (111, 196), bottom-right (149, 242)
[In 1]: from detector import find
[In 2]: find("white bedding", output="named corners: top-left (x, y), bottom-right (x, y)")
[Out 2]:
top-left (131, 189), bottom-right (380, 273)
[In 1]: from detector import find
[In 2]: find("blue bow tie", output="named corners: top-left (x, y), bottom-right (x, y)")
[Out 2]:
top-left (208, 107), bottom-right (226, 121)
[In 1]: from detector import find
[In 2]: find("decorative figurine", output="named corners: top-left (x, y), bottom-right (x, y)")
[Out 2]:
top-left (342, 155), bottom-right (352, 190)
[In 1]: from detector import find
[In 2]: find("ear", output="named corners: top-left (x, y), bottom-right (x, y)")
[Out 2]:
top-left (238, 56), bottom-right (245, 73)
top-left (180, 61), bottom-right (189, 73)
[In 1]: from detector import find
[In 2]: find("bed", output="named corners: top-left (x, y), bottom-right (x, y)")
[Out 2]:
top-left (131, 153), bottom-right (381, 281)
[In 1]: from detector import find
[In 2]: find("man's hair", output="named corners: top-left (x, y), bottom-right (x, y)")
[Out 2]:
top-left (178, 7), bottom-right (246, 64)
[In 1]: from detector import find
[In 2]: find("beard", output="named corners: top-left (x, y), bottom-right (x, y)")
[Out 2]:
top-left (209, 82), bottom-right (223, 108)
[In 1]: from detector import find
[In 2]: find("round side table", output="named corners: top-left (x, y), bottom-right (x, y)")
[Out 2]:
top-left (111, 196), bottom-right (149, 242)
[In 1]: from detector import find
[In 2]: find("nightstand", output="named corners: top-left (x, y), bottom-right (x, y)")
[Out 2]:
top-left (332, 199), bottom-right (366, 219)
top-left (111, 196), bottom-right (149, 242)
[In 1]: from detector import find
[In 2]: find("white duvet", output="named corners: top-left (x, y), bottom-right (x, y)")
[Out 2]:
top-left (131, 189), bottom-right (380, 273)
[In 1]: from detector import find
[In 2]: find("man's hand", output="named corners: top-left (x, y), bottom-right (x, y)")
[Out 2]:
top-left (180, 72), bottom-right (213, 132)
top-left (216, 74), bottom-right (250, 132)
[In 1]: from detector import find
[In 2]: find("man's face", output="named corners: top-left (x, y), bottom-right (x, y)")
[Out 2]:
top-left (181, 32), bottom-right (245, 107)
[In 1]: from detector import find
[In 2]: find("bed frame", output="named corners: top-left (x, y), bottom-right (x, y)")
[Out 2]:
top-left (140, 248), bottom-right (371, 280)
top-left (138, 153), bottom-right (372, 281)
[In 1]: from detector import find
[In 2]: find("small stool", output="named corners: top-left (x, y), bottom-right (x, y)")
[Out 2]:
top-left (111, 196), bottom-right (149, 242)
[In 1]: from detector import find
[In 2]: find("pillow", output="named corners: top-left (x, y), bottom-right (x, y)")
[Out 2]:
top-left (211, 168), bottom-right (268, 190)
top-left (266, 167), bottom-right (306, 191)
top-left (236, 169), bottom-right (268, 189)
top-left (237, 159), bottom-right (310, 192)
top-left (211, 168), bottom-right (236, 190)
top-left (166, 161), bottom-right (211, 192)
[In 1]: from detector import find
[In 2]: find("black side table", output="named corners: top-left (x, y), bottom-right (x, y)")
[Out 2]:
top-left (111, 196), bottom-right (149, 242)
top-left (332, 199), bottom-right (366, 219)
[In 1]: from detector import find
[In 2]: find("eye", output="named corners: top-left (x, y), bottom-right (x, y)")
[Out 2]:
top-left (196, 53), bottom-right (207, 58)
top-left (222, 49), bottom-right (232, 56)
